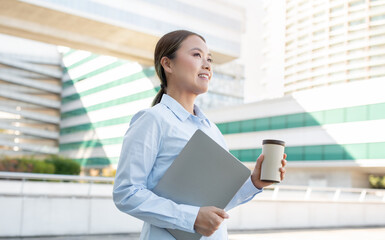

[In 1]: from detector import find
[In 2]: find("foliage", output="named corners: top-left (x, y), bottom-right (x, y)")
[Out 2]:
top-left (369, 175), bottom-right (385, 189)
top-left (0, 155), bottom-right (79, 175)
top-left (0, 156), bottom-right (34, 172)
top-left (44, 155), bottom-right (80, 175)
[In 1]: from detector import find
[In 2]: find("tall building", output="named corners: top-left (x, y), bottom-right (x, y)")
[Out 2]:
top-left (247, 0), bottom-right (385, 98)
top-left (285, 0), bottom-right (385, 94)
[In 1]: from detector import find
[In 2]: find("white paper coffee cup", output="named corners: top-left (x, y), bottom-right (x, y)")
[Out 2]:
top-left (260, 139), bottom-right (285, 183)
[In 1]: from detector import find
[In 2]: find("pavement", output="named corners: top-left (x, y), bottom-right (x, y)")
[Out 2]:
top-left (7, 227), bottom-right (385, 240)
top-left (228, 227), bottom-right (385, 240)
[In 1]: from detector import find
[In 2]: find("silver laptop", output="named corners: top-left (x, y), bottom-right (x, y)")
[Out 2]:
top-left (152, 129), bottom-right (251, 240)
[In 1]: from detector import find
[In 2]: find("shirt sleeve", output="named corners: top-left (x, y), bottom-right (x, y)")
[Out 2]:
top-left (113, 110), bottom-right (200, 233)
top-left (225, 176), bottom-right (263, 211)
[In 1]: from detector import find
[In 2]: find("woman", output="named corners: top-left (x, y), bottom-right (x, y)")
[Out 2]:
top-left (113, 30), bottom-right (287, 239)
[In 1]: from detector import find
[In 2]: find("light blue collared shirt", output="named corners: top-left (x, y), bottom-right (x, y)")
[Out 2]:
top-left (113, 94), bottom-right (262, 240)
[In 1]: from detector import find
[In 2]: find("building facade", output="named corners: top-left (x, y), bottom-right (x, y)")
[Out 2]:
top-left (285, 0), bottom-right (385, 94)
top-left (58, 46), bottom-right (244, 168)
top-left (0, 34), bottom-right (62, 157)
top-left (249, 0), bottom-right (385, 98)
top-left (207, 78), bottom-right (385, 188)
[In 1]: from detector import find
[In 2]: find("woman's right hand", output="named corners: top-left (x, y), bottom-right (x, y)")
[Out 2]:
top-left (194, 206), bottom-right (229, 236)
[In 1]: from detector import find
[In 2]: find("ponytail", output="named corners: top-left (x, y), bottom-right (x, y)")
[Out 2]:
top-left (152, 87), bottom-right (166, 106)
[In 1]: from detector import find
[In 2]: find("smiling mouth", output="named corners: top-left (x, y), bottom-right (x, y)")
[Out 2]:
top-left (198, 74), bottom-right (210, 80)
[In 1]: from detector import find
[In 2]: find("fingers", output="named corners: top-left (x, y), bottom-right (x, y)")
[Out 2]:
top-left (280, 164), bottom-right (286, 181)
top-left (255, 154), bottom-right (264, 168)
top-left (280, 168), bottom-right (286, 181)
top-left (281, 158), bottom-right (287, 168)
top-left (195, 206), bottom-right (228, 237)
top-left (214, 207), bottom-right (229, 219)
top-left (280, 153), bottom-right (287, 181)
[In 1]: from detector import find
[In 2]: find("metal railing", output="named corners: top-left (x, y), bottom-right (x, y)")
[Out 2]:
top-left (1, 171), bottom-right (385, 203)
top-left (0, 171), bottom-right (114, 182)
top-left (0, 171), bottom-right (114, 199)
top-left (260, 185), bottom-right (385, 203)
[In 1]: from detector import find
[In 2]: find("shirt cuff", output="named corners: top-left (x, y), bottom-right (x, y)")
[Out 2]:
top-left (177, 204), bottom-right (200, 233)
top-left (243, 176), bottom-right (263, 196)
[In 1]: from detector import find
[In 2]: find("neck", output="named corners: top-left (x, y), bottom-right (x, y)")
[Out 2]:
top-left (166, 88), bottom-right (196, 115)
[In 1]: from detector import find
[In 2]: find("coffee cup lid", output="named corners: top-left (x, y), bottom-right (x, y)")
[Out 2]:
top-left (263, 139), bottom-right (285, 146)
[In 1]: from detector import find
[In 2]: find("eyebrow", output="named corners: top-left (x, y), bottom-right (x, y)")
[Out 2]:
top-left (189, 47), bottom-right (212, 57)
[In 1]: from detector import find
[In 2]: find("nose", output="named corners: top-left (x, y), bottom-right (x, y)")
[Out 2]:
top-left (203, 59), bottom-right (211, 71)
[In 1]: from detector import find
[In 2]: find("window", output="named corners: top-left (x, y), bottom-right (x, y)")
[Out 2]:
top-left (285, 146), bottom-right (304, 161)
top-left (304, 145), bottom-right (323, 160)
top-left (344, 143), bottom-right (367, 159)
top-left (313, 29), bottom-right (325, 36)
top-left (330, 24), bottom-right (344, 31)
top-left (314, 11), bottom-right (326, 18)
top-left (348, 37), bottom-right (365, 44)
top-left (287, 113), bottom-right (304, 128)
top-left (240, 119), bottom-right (255, 132)
top-left (371, 14), bottom-right (385, 21)
top-left (368, 142), bottom-right (385, 159)
top-left (331, 5), bottom-right (344, 13)
top-left (305, 111), bottom-right (324, 126)
top-left (349, 19), bottom-right (365, 26)
top-left (324, 145), bottom-right (345, 160)
top-left (346, 105), bottom-right (367, 122)
top-left (324, 108), bottom-right (344, 124)
top-left (348, 58), bottom-right (365, 65)
top-left (370, 54), bottom-right (385, 61)
top-left (349, 0), bottom-right (365, 7)
top-left (271, 116), bottom-right (286, 129)
top-left (369, 103), bottom-right (385, 120)
top-left (255, 118), bottom-right (270, 131)
top-left (329, 42), bottom-right (344, 50)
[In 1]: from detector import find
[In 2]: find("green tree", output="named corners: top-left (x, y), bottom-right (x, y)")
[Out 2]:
top-left (45, 155), bottom-right (80, 175)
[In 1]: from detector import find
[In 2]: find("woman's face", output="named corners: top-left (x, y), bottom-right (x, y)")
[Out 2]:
top-left (167, 35), bottom-right (213, 96)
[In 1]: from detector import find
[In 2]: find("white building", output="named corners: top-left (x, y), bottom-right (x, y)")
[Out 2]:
top-left (285, 0), bottom-right (385, 94)
top-left (207, 78), bottom-right (385, 188)
top-left (246, 0), bottom-right (385, 97)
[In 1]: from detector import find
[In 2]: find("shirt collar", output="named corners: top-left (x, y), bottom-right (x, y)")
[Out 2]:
top-left (194, 104), bottom-right (211, 126)
top-left (160, 94), bottom-right (211, 126)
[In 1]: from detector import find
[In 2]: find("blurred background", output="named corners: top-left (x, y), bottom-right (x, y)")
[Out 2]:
top-left (0, 0), bottom-right (384, 239)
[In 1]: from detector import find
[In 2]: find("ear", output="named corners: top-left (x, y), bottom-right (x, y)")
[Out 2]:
top-left (160, 56), bottom-right (173, 74)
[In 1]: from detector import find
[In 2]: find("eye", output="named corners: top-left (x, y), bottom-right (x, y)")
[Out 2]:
top-left (207, 58), bottom-right (213, 63)
top-left (193, 53), bottom-right (201, 57)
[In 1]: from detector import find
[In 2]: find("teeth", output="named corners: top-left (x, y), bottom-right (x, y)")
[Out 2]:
top-left (199, 74), bottom-right (209, 79)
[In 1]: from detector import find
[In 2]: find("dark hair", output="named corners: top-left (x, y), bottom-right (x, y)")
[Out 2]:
top-left (151, 30), bottom-right (206, 106)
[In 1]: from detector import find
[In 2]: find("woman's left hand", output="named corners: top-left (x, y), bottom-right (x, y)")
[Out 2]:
top-left (251, 153), bottom-right (287, 189)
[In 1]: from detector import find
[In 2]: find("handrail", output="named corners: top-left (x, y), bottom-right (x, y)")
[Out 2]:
top-left (261, 185), bottom-right (385, 203)
top-left (0, 171), bottom-right (114, 182)
top-left (1, 171), bottom-right (385, 203)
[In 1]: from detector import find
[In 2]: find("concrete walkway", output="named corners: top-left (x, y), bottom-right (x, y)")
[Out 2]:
top-left (229, 227), bottom-right (385, 240)
top-left (8, 227), bottom-right (385, 240)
